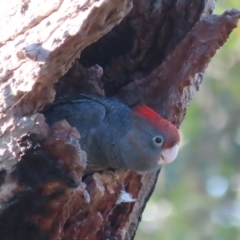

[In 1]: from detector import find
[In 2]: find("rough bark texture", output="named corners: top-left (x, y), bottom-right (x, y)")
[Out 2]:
top-left (0, 0), bottom-right (239, 240)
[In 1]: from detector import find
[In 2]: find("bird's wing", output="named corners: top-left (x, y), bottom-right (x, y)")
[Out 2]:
top-left (42, 95), bottom-right (106, 137)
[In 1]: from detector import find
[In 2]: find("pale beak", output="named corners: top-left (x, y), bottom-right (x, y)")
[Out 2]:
top-left (158, 144), bottom-right (179, 166)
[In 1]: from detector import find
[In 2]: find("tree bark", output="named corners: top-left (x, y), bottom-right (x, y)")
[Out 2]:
top-left (0, 0), bottom-right (239, 240)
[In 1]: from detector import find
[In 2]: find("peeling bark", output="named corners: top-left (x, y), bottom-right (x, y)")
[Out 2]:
top-left (0, 0), bottom-right (239, 240)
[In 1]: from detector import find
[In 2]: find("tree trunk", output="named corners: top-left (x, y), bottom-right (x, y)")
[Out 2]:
top-left (0, 0), bottom-right (239, 240)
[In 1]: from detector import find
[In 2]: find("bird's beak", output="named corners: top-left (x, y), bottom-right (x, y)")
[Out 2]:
top-left (158, 144), bottom-right (179, 165)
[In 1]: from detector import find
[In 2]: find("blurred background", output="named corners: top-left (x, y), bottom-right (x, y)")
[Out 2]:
top-left (136, 1), bottom-right (240, 240)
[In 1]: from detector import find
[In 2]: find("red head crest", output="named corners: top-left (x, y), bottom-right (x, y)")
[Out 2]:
top-left (134, 105), bottom-right (180, 148)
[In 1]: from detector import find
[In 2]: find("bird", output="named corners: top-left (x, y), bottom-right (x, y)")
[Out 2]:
top-left (43, 94), bottom-right (180, 172)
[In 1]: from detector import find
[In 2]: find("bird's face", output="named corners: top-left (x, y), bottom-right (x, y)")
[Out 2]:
top-left (123, 121), bottom-right (179, 172)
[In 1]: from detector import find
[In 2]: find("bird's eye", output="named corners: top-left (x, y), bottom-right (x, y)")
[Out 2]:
top-left (153, 136), bottom-right (163, 147)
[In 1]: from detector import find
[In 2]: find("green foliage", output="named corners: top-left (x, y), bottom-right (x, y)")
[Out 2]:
top-left (136, 1), bottom-right (240, 239)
